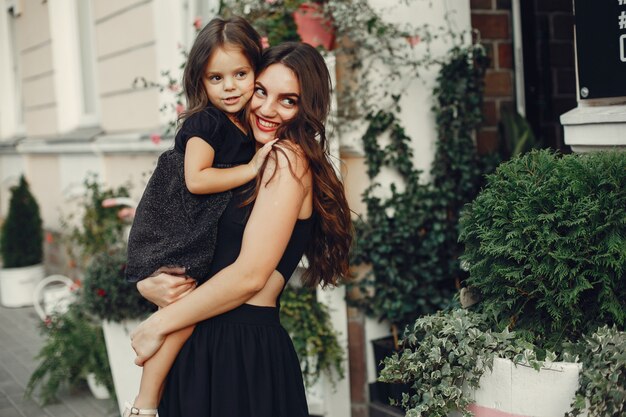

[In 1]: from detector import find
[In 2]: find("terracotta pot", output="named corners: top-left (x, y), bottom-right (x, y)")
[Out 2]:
top-left (293, 3), bottom-right (335, 50)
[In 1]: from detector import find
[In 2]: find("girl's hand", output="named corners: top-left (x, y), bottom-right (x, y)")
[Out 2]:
top-left (131, 314), bottom-right (165, 366)
top-left (249, 139), bottom-right (278, 175)
top-left (136, 268), bottom-right (196, 308)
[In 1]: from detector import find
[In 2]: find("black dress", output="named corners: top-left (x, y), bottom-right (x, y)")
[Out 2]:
top-left (158, 183), bottom-right (315, 417)
top-left (125, 107), bottom-right (255, 282)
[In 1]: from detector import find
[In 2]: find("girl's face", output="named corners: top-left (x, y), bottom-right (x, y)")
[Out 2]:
top-left (249, 63), bottom-right (300, 144)
top-left (203, 45), bottom-right (254, 116)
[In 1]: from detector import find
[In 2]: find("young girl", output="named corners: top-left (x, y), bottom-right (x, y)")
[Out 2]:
top-left (123, 16), bottom-right (272, 417)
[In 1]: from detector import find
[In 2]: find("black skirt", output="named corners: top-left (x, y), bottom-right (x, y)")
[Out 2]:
top-left (158, 304), bottom-right (309, 417)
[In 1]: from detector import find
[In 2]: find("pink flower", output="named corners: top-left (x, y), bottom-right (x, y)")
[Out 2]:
top-left (45, 232), bottom-right (54, 244)
top-left (193, 17), bottom-right (202, 30)
top-left (168, 83), bottom-right (179, 92)
top-left (265, 0), bottom-right (277, 4)
top-left (44, 316), bottom-right (52, 327)
top-left (406, 35), bottom-right (420, 47)
top-left (70, 279), bottom-right (81, 292)
top-left (150, 133), bottom-right (161, 145)
top-left (117, 207), bottom-right (136, 220)
top-left (176, 103), bottom-right (185, 115)
top-left (261, 37), bottom-right (270, 49)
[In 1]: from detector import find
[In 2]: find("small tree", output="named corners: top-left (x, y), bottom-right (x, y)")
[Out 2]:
top-left (1, 175), bottom-right (43, 268)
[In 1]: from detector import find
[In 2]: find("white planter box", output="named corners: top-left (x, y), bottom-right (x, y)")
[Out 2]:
top-left (86, 372), bottom-right (111, 400)
top-left (102, 319), bottom-right (143, 416)
top-left (0, 263), bottom-right (45, 307)
top-left (466, 357), bottom-right (583, 417)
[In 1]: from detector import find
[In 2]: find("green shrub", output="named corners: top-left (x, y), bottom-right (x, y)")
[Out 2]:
top-left (26, 302), bottom-right (114, 405)
top-left (459, 150), bottom-right (626, 350)
top-left (1, 175), bottom-right (43, 268)
top-left (61, 174), bottom-right (130, 269)
top-left (280, 285), bottom-right (344, 386)
top-left (82, 249), bottom-right (154, 322)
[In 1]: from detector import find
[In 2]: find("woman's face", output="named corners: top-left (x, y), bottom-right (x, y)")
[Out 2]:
top-left (249, 63), bottom-right (300, 144)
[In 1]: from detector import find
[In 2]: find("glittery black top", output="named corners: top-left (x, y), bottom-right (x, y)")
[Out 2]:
top-left (125, 108), bottom-right (255, 282)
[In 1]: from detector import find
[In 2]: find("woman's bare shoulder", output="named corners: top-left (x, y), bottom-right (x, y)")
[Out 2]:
top-left (265, 139), bottom-right (310, 180)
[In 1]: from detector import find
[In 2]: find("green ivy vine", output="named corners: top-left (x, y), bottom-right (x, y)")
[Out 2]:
top-left (350, 43), bottom-right (497, 335)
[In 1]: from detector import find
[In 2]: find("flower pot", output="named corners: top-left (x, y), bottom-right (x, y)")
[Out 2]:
top-left (0, 263), bottom-right (45, 307)
top-left (293, 3), bottom-right (335, 50)
top-left (102, 319), bottom-right (142, 415)
top-left (371, 336), bottom-right (412, 408)
top-left (466, 357), bottom-right (583, 417)
top-left (86, 372), bottom-right (111, 400)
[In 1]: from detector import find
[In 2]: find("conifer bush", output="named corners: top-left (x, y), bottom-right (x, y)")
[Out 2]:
top-left (459, 150), bottom-right (626, 351)
top-left (1, 175), bottom-right (43, 268)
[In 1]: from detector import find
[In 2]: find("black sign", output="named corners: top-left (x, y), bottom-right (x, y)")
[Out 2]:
top-left (574, 0), bottom-right (626, 99)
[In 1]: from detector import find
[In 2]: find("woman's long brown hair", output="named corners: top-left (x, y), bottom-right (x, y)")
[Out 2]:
top-left (179, 16), bottom-right (262, 126)
top-left (248, 42), bottom-right (353, 288)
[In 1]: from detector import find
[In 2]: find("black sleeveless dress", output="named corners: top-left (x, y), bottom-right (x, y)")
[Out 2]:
top-left (158, 182), bottom-right (314, 417)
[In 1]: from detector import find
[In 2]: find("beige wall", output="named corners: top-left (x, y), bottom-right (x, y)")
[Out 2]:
top-left (93, 0), bottom-right (161, 133)
top-left (17, 1), bottom-right (57, 137)
top-left (342, 156), bottom-right (367, 218)
top-left (24, 155), bottom-right (62, 229)
top-left (103, 153), bottom-right (158, 202)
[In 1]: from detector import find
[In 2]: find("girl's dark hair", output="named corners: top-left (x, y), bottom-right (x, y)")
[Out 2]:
top-left (249, 42), bottom-right (353, 288)
top-left (180, 16), bottom-right (262, 125)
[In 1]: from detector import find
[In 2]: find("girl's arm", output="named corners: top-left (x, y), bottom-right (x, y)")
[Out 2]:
top-left (184, 137), bottom-right (276, 194)
top-left (132, 145), bottom-right (309, 364)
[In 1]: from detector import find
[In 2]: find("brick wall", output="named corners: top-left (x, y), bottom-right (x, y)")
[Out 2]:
top-left (470, 0), bottom-right (577, 153)
top-left (470, 0), bottom-right (515, 154)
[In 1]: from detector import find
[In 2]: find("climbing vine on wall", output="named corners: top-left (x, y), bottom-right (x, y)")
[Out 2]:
top-left (350, 43), bottom-right (497, 334)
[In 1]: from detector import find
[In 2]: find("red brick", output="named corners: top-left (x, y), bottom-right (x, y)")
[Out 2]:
top-left (471, 13), bottom-right (510, 39)
top-left (477, 128), bottom-right (499, 154)
top-left (484, 70), bottom-right (514, 97)
top-left (470, 0), bottom-right (493, 9)
top-left (482, 100), bottom-right (498, 126)
top-left (483, 42), bottom-right (495, 69)
top-left (552, 14), bottom-right (574, 41)
top-left (348, 320), bottom-right (367, 402)
top-left (497, 42), bottom-right (513, 68)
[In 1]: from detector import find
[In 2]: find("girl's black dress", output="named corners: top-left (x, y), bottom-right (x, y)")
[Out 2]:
top-left (158, 183), bottom-right (314, 417)
top-left (126, 107), bottom-right (254, 282)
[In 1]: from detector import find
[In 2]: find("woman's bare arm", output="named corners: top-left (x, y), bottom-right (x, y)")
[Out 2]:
top-left (131, 146), bottom-right (309, 364)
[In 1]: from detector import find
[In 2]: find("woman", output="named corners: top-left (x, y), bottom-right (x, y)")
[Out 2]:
top-left (131, 42), bottom-right (353, 417)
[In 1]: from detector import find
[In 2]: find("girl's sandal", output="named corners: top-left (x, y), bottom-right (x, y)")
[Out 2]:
top-left (122, 401), bottom-right (158, 416)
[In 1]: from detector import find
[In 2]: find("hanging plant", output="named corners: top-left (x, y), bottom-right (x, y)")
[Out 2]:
top-left (350, 43), bottom-right (495, 342)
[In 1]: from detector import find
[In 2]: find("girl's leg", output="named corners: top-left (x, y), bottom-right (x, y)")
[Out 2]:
top-left (131, 325), bottom-right (195, 412)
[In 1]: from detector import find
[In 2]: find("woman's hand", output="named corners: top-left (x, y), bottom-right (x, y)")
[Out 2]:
top-left (136, 267), bottom-right (196, 308)
top-left (130, 314), bottom-right (165, 366)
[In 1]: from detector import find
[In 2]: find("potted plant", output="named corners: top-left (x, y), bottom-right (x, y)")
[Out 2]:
top-left (0, 175), bottom-right (45, 307)
top-left (380, 150), bottom-right (626, 416)
top-left (61, 174), bottom-right (151, 415)
top-left (25, 301), bottom-right (114, 405)
top-left (221, 0), bottom-right (335, 50)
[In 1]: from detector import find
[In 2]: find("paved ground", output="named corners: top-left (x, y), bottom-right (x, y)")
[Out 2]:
top-left (0, 305), bottom-right (118, 417)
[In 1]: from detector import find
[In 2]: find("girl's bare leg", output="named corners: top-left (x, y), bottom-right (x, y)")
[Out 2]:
top-left (132, 325), bottom-right (195, 411)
